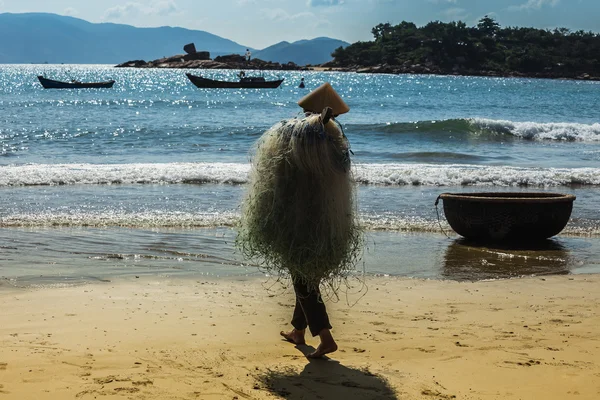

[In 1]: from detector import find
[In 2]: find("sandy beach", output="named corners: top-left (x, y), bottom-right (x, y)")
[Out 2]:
top-left (0, 274), bottom-right (598, 399)
top-left (0, 275), bottom-right (600, 399)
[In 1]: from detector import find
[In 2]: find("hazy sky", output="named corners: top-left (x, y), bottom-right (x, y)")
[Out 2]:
top-left (1, 0), bottom-right (598, 49)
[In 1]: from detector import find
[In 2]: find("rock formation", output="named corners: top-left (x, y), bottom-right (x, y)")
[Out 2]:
top-left (115, 51), bottom-right (306, 71)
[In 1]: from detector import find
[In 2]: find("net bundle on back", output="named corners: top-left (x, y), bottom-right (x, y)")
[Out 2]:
top-left (236, 83), bottom-right (363, 290)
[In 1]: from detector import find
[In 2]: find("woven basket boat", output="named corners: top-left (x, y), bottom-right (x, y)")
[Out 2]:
top-left (438, 192), bottom-right (576, 241)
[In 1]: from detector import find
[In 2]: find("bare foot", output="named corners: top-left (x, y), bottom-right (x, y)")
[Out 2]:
top-left (307, 342), bottom-right (338, 358)
top-left (280, 329), bottom-right (306, 345)
top-left (307, 329), bottom-right (337, 358)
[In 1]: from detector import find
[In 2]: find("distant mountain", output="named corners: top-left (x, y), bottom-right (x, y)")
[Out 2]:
top-left (0, 13), bottom-right (350, 66)
top-left (253, 37), bottom-right (350, 66)
top-left (0, 12), bottom-right (251, 64)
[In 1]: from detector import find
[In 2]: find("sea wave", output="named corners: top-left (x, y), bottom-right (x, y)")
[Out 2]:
top-left (0, 162), bottom-right (249, 186)
top-left (469, 118), bottom-right (600, 141)
top-left (1, 162), bottom-right (599, 187)
top-left (354, 163), bottom-right (600, 186)
top-left (0, 211), bottom-right (240, 228)
top-left (1, 210), bottom-right (598, 237)
top-left (349, 118), bottom-right (600, 142)
top-left (3, 119), bottom-right (599, 148)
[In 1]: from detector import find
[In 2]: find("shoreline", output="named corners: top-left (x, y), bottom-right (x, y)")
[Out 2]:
top-left (6, 61), bottom-right (598, 82)
top-left (1, 227), bottom-right (599, 289)
top-left (1, 274), bottom-right (599, 399)
top-left (112, 58), bottom-right (600, 82)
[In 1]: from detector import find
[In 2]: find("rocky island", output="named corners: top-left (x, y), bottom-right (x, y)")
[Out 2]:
top-left (326, 17), bottom-right (600, 81)
top-left (116, 43), bottom-right (308, 72)
top-left (116, 17), bottom-right (600, 81)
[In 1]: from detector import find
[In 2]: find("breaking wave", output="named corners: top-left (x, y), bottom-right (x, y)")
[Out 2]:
top-left (1, 162), bottom-right (599, 187)
top-left (350, 118), bottom-right (600, 142)
top-left (1, 210), bottom-right (598, 236)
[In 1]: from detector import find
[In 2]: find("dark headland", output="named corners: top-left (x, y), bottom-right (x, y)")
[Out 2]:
top-left (116, 17), bottom-right (600, 81)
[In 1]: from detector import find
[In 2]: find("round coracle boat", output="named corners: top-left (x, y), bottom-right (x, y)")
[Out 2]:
top-left (438, 192), bottom-right (576, 242)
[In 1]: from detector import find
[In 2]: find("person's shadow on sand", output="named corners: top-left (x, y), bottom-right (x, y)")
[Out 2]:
top-left (257, 344), bottom-right (398, 399)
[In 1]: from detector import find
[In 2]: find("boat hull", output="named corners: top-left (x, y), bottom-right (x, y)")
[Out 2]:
top-left (37, 76), bottom-right (115, 89)
top-left (439, 192), bottom-right (575, 242)
top-left (186, 73), bottom-right (283, 89)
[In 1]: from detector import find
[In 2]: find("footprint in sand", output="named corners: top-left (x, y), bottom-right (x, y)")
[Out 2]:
top-left (504, 359), bottom-right (541, 367)
top-left (114, 387), bottom-right (140, 393)
top-left (422, 389), bottom-right (456, 399)
top-left (375, 329), bottom-right (397, 335)
top-left (132, 380), bottom-right (153, 386)
top-left (94, 375), bottom-right (132, 384)
top-left (0, 362), bottom-right (7, 370)
top-left (417, 347), bottom-right (436, 353)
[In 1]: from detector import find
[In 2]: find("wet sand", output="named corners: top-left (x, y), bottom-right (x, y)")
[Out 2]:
top-left (0, 274), bottom-right (599, 399)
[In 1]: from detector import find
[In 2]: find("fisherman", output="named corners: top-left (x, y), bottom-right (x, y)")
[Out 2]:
top-left (237, 83), bottom-right (361, 358)
top-left (245, 48), bottom-right (252, 62)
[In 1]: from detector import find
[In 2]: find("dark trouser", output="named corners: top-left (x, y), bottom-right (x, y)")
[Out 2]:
top-left (291, 278), bottom-right (332, 337)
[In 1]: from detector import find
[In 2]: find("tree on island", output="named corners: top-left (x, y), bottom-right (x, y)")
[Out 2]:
top-left (330, 17), bottom-right (600, 79)
top-left (477, 15), bottom-right (500, 37)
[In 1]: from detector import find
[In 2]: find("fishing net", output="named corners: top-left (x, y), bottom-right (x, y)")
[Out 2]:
top-left (236, 113), bottom-right (363, 291)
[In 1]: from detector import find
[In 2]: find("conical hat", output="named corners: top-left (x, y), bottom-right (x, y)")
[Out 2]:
top-left (298, 82), bottom-right (349, 116)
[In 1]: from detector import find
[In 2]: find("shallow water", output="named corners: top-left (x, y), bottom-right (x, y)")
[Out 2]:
top-left (1, 64), bottom-right (600, 286)
top-left (1, 227), bottom-right (599, 288)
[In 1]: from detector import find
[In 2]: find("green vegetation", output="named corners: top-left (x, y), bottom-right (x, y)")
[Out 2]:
top-left (330, 17), bottom-right (600, 79)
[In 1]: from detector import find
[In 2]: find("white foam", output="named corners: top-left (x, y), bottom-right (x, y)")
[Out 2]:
top-left (3, 211), bottom-right (598, 237)
top-left (354, 163), bottom-right (600, 187)
top-left (2, 162), bottom-right (600, 187)
top-left (0, 162), bottom-right (250, 186)
top-left (0, 211), bottom-right (240, 228)
top-left (470, 118), bottom-right (600, 141)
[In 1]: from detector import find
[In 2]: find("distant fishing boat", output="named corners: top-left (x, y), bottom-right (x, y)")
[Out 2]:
top-left (186, 73), bottom-right (284, 89)
top-left (37, 76), bottom-right (115, 89)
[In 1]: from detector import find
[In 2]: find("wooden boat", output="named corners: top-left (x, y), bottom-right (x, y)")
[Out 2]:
top-left (437, 192), bottom-right (576, 242)
top-left (186, 73), bottom-right (284, 89)
top-left (37, 76), bottom-right (115, 89)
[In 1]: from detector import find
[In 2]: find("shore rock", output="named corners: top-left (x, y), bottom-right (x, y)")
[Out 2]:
top-left (116, 54), bottom-right (308, 71)
top-left (183, 43), bottom-right (197, 54)
top-left (115, 53), bottom-right (600, 81)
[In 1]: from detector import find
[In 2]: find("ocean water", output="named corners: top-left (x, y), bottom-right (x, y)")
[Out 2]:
top-left (1, 64), bottom-right (600, 286)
